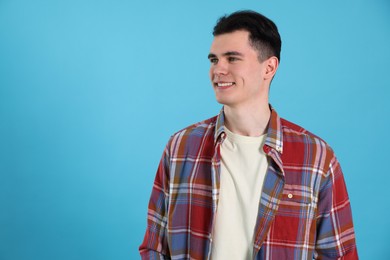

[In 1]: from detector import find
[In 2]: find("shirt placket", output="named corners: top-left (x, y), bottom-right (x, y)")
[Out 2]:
top-left (252, 146), bottom-right (285, 259)
top-left (207, 133), bottom-right (225, 260)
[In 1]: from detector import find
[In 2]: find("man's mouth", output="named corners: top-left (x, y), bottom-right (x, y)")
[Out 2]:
top-left (215, 82), bottom-right (235, 89)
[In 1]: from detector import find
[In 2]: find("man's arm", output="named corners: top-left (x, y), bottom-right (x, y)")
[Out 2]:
top-left (139, 144), bottom-right (171, 259)
top-left (315, 155), bottom-right (358, 260)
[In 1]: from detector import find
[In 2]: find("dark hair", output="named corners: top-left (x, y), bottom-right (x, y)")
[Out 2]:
top-left (213, 10), bottom-right (281, 62)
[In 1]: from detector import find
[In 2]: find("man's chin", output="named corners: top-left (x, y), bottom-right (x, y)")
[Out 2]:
top-left (215, 98), bottom-right (233, 107)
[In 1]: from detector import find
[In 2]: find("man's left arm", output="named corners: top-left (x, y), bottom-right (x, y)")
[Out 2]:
top-left (314, 155), bottom-right (358, 260)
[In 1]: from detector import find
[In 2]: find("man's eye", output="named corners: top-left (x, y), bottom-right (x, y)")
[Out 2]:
top-left (228, 57), bottom-right (238, 62)
top-left (210, 58), bottom-right (218, 64)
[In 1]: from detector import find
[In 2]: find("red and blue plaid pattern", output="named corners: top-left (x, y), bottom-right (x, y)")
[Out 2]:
top-left (140, 107), bottom-right (358, 259)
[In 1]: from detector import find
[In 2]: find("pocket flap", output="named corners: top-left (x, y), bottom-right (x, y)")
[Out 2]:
top-left (281, 184), bottom-right (312, 204)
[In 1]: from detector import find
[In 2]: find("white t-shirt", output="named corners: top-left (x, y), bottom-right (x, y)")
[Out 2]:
top-left (211, 127), bottom-right (268, 260)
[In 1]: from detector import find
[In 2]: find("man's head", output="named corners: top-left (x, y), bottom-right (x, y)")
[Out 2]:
top-left (213, 10), bottom-right (281, 63)
top-left (208, 11), bottom-right (281, 107)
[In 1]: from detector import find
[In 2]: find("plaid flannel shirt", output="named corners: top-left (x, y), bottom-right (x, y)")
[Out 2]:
top-left (139, 107), bottom-right (358, 259)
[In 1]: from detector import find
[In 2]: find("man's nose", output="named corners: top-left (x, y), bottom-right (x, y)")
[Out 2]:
top-left (212, 61), bottom-right (228, 76)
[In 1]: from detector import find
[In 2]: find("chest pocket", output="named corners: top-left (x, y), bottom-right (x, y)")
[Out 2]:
top-left (271, 184), bottom-right (315, 242)
top-left (280, 184), bottom-right (313, 206)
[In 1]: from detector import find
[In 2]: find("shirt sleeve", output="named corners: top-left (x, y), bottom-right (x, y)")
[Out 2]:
top-left (314, 155), bottom-right (358, 260)
top-left (139, 142), bottom-right (171, 259)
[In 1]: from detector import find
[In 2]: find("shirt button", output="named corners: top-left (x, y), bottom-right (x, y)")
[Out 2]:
top-left (288, 194), bottom-right (293, 199)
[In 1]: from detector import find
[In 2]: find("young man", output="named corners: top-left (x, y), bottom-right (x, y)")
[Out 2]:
top-left (140, 10), bottom-right (358, 259)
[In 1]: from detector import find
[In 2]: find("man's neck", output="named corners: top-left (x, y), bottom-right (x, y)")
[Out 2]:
top-left (223, 103), bottom-right (271, 137)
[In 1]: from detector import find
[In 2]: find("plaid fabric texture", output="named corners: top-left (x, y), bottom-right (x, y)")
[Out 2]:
top-left (139, 108), bottom-right (358, 259)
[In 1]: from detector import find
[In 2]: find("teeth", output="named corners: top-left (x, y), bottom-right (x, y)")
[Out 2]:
top-left (217, 82), bottom-right (234, 87)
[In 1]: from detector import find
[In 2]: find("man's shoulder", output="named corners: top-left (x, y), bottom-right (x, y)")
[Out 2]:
top-left (280, 117), bottom-right (318, 138)
top-left (173, 115), bottom-right (218, 136)
top-left (166, 115), bottom-right (218, 148)
top-left (279, 116), bottom-right (341, 178)
top-left (280, 116), bottom-right (331, 150)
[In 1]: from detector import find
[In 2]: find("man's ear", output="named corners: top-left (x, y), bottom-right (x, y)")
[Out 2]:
top-left (264, 56), bottom-right (279, 80)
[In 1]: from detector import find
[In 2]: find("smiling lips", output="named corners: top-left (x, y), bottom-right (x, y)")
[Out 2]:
top-left (215, 82), bottom-right (235, 89)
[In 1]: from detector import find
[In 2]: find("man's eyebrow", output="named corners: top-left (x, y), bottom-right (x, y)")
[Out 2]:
top-left (208, 53), bottom-right (217, 59)
top-left (207, 51), bottom-right (244, 59)
top-left (223, 51), bottom-right (244, 57)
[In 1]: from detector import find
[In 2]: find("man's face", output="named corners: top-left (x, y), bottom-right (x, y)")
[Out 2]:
top-left (208, 30), bottom-right (269, 108)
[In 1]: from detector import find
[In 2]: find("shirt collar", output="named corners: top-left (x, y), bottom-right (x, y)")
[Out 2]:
top-left (264, 106), bottom-right (283, 154)
top-left (214, 105), bottom-right (283, 154)
top-left (214, 108), bottom-right (226, 143)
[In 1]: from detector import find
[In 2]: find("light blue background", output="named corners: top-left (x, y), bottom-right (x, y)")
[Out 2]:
top-left (1, 0), bottom-right (389, 259)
